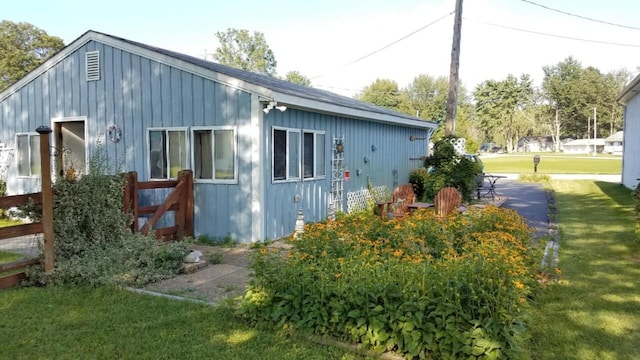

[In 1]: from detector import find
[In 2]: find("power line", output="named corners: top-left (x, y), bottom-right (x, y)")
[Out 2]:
top-left (466, 18), bottom-right (640, 48)
top-left (519, 0), bottom-right (640, 31)
top-left (311, 11), bottom-right (454, 80)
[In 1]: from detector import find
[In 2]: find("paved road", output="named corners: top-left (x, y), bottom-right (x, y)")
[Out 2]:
top-left (498, 180), bottom-right (549, 238)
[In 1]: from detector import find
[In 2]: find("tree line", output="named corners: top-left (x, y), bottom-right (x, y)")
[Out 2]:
top-left (1, 21), bottom-right (631, 152)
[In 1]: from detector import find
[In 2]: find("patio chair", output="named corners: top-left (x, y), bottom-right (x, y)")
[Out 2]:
top-left (434, 187), bottom-right (462, 216)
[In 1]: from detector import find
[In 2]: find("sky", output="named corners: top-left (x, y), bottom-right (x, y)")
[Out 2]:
top-left (3, 0), bottom-right (640, 97)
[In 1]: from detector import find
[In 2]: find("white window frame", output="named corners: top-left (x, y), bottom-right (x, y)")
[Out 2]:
top-left (272, 126), bottom-right (301, 183)
top-left (302, 129), bottom-right (326, 180)
top-left (191, 126), bottom-right (238, 184)
top-left (15, 132), bottom-right (40, 178)
top-left (147, 127), bottom-right (189, 180)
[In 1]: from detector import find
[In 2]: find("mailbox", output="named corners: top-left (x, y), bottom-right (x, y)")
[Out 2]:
top-left (533, 155), bottom-right (540, 173)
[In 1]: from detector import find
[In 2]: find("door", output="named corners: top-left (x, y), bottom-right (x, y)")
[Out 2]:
top-left (54, 120), bottom-right (86, 178)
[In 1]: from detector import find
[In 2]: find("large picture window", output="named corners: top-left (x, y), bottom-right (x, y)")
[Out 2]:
top-left (148, 128), bottom-right (188, 179)
top-left (303, 131), bottom-right (326, 179)
top-left (16, 133), bottom-right (41, 177)
top-left (272, 127), bottom-right (300, 181)
top-left (192, 127), bottom-right (237, 183)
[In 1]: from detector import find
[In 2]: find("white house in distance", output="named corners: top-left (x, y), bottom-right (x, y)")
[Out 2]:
top-left (604, 131), bottom-right (623, 155)
top-left (617, 76), bottom-right (640, 189)
top-left (562, 138), bottom-right (605, 154)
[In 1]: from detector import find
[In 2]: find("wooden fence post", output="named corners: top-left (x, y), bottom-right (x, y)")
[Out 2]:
top-left (183, 170), bottom-right (194, 238)
top-left (122, 171), bottom-right (138, 232)
top-left (36, 126), bottom-right (54, 272)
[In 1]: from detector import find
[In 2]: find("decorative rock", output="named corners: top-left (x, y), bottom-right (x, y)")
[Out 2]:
top-left (184, 250), bottom-right (203, 263)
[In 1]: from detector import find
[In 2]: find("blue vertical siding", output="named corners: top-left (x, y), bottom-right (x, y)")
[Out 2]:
top-left (262, 107), bottom-right (429, 239)
top-left (0, 41), bottom-right (258, 242)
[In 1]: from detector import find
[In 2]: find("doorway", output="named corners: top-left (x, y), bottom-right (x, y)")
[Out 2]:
top-left (53, 119), bottom-right (86, 178)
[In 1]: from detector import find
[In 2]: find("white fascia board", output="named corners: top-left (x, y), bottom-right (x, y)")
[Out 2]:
top-left (272, 93), bottom-right (438, 130)
top-left (617, 73), bottom-right (640, 103)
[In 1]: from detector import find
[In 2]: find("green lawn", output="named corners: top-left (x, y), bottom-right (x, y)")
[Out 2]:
top-left (526, 180), bottom-right (640, 359)
top-left (481, 154), bottom-right (621, 174)
top-left (0, 218), bottom-right (22, 228)
top-left (0, 286), bottom-right (367, 360)
top-left (0, 250), bottom-right (21, 264)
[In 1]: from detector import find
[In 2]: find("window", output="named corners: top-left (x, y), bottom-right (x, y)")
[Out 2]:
top-left (148, 128), bottom-right (188, 179)
top-left (272, 127), bottom-right (300, 181)
top-left (192, 127), bottom-right (237, 183)
top-left (272, 127), bottom-right (325, 182)
top-left (303, 131), bottom-right (326, 179)
top-left (16, 133), bottom-right (41, 177)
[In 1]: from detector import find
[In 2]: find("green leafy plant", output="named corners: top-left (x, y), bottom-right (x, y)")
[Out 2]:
top-left (24, 144), bottom-right (189, 286)
top-left (196, 233), bottom-right (237, 247)
top-left (239, 208), bottom-right (540, 359)
top-left (421, 136), bottom-right (483, 202)
top-left (408, 168), bottom-right (430, 201)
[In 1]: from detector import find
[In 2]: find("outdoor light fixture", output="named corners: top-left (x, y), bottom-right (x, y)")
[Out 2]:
top-left (263, 101), bottom-right (287, 114)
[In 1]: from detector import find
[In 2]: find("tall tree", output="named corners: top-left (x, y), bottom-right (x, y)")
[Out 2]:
top-left (404, 74), bottom-right (449, 122)
top-left (473, 74), bottom-right (534, 152)
top-left (213, 28), bottom-right (277, 77)
top-left (357, 79), bottom-right (412, 114)
top-left (0, 21), bottom-right (64, 91)
top-left (284, 70), bottom-right (311, 86)
top-left (542, 57), bottom-right (629, 150)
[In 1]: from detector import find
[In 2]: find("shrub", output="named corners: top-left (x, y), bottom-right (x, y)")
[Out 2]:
top-left (239, 208), bottom-right (540, 359)
top-left (408, 168), bottom-right (430, 202)
top-left (25, 144), bottom-right (189, 286)
top-left (423, 137), bottom-right (483, 202)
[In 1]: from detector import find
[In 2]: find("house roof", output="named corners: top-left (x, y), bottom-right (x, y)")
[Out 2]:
top-left (0, 30), bottom-right (437, 130)
top-left (617, 73), bottom-right (640, 103)
top-left (605, 131), bottom-right (623, 142)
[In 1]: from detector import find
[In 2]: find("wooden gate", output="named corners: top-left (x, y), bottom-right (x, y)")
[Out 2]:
top-left (122, 170), bottom-right (194, 241)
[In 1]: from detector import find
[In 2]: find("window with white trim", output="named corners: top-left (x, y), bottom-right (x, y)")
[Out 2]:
top-left (192, 127), bottom-right (237, 183)
top-left (148, 128), bottom-right (188, 179)
top-left (16, 133), bottom-right (41, 177)
top-left (272, 127), bottom-right (300, 181)
top-left (303, 131), bottom-right (326, 179)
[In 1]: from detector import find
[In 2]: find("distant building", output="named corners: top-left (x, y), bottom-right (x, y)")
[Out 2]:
top-left (562, 139), bottom-right (605, 154)
top-left (617, 75), bottom-right (640, 188)
top-left (603, 131), bottom-right (623, 155)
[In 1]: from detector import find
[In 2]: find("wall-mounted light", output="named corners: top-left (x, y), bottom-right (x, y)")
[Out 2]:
top-left (371, 145), bottom-right (377, 151)
top-left (263, 101), bottom-right (287, 114)
top-left (356, 169), bottom-right (362, 176)
top-left (363, 156), bottom-right (369, 163)
top-left (410, 135), bottom-right (426, 141)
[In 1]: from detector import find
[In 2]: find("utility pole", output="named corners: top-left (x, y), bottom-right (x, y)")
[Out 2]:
top-left (445, 0), bottom-right (463, 136)
top-left (593, 107), bottom-right (597, 156)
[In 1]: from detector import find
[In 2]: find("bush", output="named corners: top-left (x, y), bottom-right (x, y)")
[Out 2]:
top-left (0, 179), bottom-right (5, 218)
top-left (239, 208), bottom-right (540, 359)
top-left (25, 145), bottom-right (189, 286)
top-left (408, 168), bottom-right (430, 202)
top-left (422, 137), bottom-right (483, 202)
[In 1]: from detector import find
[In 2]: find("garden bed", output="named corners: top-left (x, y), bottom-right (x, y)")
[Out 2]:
top-left (240, 207), bottom-right (541, 359)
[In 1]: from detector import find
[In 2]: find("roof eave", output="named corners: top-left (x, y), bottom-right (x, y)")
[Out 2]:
top-left (617, 73), bottom-right (640, 103)
top-left (0, 30), bottom-right (438, 129)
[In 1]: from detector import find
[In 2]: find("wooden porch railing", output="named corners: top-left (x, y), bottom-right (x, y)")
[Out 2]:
top-left (0, 126), bottom-right (55, 289)
top-left (123, 170), bottom-right (194, 241)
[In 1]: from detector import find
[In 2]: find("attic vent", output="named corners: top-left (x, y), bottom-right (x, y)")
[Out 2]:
top-left (85, 51), bottom-right (100, 81)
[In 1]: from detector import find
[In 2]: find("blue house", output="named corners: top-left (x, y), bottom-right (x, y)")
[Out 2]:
top-left (0, 30), bottom-right (437, 242)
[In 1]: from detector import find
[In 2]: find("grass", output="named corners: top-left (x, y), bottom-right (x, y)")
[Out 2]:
top-left (0, 286), bottom-right (368, 360)
top-left (526, 180), bottom-right (640, 359)
top-left (0, 218), bottom-right (22, 228)
top-left (481, 153), bottom-right (621, 174)
top-left (0, 250), bottom-right (22, 264)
